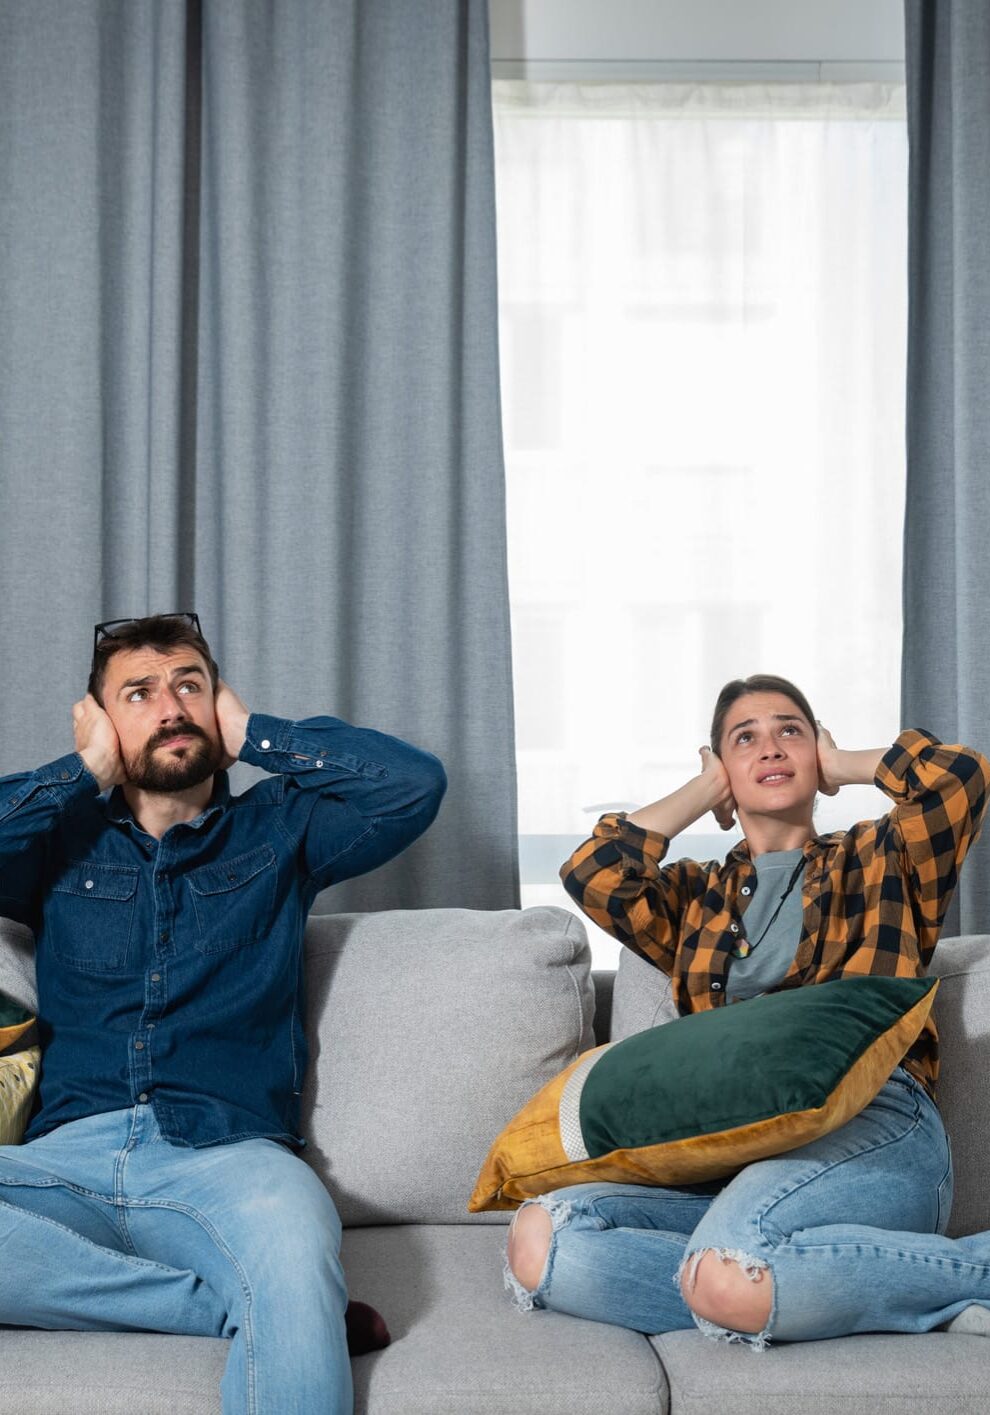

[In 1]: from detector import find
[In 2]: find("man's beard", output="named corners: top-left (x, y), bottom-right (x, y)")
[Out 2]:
top-left (125, 725), bottom-right (224, 793)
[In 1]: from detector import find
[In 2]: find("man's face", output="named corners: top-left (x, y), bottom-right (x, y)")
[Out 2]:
top-left (102, 645), bottom-right (223, 793)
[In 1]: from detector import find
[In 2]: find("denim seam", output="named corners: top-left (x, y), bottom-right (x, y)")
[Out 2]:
top-left (123, 1196), bottom-right (257, 1413)
top-left (756, 1091), bottom-right (924, 1247)
top-left (0, 1196), bottom-right (193, 1275)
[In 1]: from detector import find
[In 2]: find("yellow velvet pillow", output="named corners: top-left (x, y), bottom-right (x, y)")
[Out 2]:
top-left (469, 976), bottom-right (938, 1212)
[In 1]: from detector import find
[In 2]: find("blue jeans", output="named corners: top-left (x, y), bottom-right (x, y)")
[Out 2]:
top-left (0, 1105), bottom-right (351, 1413)
top-left (504, 1066), bottom-right (982, 1348)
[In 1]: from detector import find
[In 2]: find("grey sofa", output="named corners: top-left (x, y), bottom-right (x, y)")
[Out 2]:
top-left (1, 905), bottom-right (989, 1414)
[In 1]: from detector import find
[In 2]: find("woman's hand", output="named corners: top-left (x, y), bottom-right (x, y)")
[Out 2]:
top-left (699, 745), bottom-right (737, 830)
top-left (816, 723), bottom-right (842, 797)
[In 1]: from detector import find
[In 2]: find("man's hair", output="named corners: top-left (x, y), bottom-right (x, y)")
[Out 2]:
top-left (88, 615), bottom-right (220, 709)
top-left (710, 674), bottom-right (818, 755)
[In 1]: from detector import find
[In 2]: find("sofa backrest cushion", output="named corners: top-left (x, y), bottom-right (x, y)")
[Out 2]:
top-left (0, 917), bottom-right (37, 1015)
top-left (300, 906), bottom-right (594, 1226)
top-left (610, 934), bottom-right (990, 1238)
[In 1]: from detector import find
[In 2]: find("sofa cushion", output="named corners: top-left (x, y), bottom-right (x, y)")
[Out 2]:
top-left (0, 917), bottom-right (37, 1015)
top-left (923, 934), bottom-right (990, 1237)
top-left (343, 1224), bottom-right (668, 1415)
top-left (610, 947), bottom-right (679, 1041)
top-left (469, 976), bottom-right (938, 1209)
top-left (649, 1328), bottom-right (990, 1414)
top-left (301, 907), bottom-right (594, 1226)
top-left (0, 1331), bottom-right (225, 1413)
top-left (612, 933), bottom-right (990, 1238)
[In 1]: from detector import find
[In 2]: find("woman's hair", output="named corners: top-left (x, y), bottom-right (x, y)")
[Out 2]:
top-left (710, 674), bottom-right (818, 755)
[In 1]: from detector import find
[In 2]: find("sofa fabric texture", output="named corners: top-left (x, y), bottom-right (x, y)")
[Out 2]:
top-left (2, 909), bottom-right (990, 1413)
top-left (299, 907), bottom-right (595, 1227)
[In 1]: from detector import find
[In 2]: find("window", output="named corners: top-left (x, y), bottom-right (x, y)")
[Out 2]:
top-left (494, 81), bottom-right (909, 966)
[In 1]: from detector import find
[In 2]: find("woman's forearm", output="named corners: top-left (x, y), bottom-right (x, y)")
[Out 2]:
top-left (832, 748), bottom-right (886, 788)
top-left (627, 771), bottom-right (724, 838)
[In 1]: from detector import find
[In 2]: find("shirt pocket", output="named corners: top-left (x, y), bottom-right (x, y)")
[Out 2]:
top-left (49, 861), bottom-right (139, 973)
top-left (187, 844), bottom-right (277, 954)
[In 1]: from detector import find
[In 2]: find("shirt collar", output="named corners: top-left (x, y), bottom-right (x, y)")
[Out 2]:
top-left (104, 771), bottom-right (231, 831)
top-left (726, 831), bottom-right (833, 867)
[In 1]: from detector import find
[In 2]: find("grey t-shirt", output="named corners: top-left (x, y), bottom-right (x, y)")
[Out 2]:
top-left (726, 848), bottom-right (805, 1003)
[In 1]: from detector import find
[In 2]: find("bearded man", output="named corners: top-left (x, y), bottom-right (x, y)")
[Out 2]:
top-left (0, 612), bottom-right (446, 1415)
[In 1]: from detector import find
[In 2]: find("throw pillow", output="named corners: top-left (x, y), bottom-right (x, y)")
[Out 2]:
top-left (0, 991), bottom-right (40, 1146)
top-left (469, 975), bottom-right (938, 1212)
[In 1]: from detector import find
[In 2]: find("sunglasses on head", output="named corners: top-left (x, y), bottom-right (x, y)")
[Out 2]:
top-left (92, 612), bottom-right (202, 667)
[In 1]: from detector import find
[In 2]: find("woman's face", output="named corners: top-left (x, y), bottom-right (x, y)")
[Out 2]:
top-left (717, 691), bottom-right (819, 820)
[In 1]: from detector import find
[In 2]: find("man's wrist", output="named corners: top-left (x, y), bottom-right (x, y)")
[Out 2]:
top-left (77, 750), bottom-right (116, 792)
top-left (224, 712), bottom-right (250, 761)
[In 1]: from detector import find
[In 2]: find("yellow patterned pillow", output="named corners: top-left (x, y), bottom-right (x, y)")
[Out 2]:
top-left (0, 1045), bottom-right (40, 1145)
top-left (0, 995), bottom-right (40, 1145)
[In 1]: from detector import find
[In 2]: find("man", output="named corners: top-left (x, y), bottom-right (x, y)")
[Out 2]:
top-left (0, 613), bottom-right (446, 1414)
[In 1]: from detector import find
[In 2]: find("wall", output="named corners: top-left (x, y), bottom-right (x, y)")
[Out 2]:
top-left (489, 0), bottom-right (904, 80)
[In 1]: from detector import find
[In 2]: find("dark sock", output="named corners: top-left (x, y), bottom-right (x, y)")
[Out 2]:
top-left (345, 1299), bottom-right (391, 1355)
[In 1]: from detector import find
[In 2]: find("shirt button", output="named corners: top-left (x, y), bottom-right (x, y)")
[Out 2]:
top-left (711, 981), bottom-right (723, 992)
top-left (260, 739), bottom-right (271, 749)
top-left (315, 760), bottom-right (324, 768)
top-left (134, 1040), bottom-right (145, 1051)
top-left (160, 932), bottom-right (169, 943)
top-left (151, 972), bottom-right (161, 983)
top-left (741, 886), bottom-right (751, 897)
top-left (85, 880), bottom-right (94, 890)
top-left (147, 1023), bottom-right (156, 1031)
top-left (60, 771), bottom-right (70, 780)
top-left (138, 1093), bottom-right (149, 1103)
top-left (729, 922), bottom-right (740, 934)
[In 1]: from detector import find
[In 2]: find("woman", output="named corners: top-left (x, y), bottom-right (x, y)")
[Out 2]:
top-left (505, 674), bottom-right (990, 1348)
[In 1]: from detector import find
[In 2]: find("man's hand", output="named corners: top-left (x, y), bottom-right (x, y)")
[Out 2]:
top-left (699, 745), bottom-right (737, 830)
top-left (73, 695), bottom-right (127, 790)
top-left (215, 679), bottom-right (251, 770)
top-left (816, 724), bottom-right (843, 797)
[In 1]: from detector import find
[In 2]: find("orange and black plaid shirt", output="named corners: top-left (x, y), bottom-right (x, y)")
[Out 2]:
top-left (560, 730), bottom-right (990, 1098)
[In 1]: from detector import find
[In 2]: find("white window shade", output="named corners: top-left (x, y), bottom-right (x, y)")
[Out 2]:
top-left (493, 81), bottom-right (908, 963)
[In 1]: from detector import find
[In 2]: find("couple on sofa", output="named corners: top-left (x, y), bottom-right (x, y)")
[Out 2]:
top-left (1, 615), bottom-right (988, 1415)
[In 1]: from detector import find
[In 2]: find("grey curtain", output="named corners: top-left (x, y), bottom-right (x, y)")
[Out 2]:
top-left (0, 0), bottom-right (519, 912)
top-left (903, 0), bottom-right (990, 933)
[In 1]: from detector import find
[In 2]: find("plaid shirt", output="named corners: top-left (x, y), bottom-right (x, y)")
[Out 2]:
top-left (561, 730), bottom-right (990, 1098)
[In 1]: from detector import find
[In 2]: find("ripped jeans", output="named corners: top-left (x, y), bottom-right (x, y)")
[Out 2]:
top-left (504, 1066), bottom-right (978, 1349)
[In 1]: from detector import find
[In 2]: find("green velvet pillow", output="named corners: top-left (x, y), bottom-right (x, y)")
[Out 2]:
top-left (469, 975), bottom-right (938, 1212)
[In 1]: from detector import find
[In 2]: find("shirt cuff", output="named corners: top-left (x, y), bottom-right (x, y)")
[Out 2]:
top-left (875, 729), bottom-right (938, 801)
top-left (238, 713), bottom-right (386, 780)
top-left (8, 752), bottom-right (102, 810)
top-left (592, 811), bottom-right (670, 869)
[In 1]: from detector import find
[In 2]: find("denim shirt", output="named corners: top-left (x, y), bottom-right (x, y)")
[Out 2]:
top-left (0, 713), bottom-right (446, 1148)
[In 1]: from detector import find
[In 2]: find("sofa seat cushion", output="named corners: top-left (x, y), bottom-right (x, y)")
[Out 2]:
top-left (343, 1224), bottom-right (668, 1415)
top-left (0, 1331), bottom-right (225, 1413)
top-left (649, 1329), bottom-right (990, 1413)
